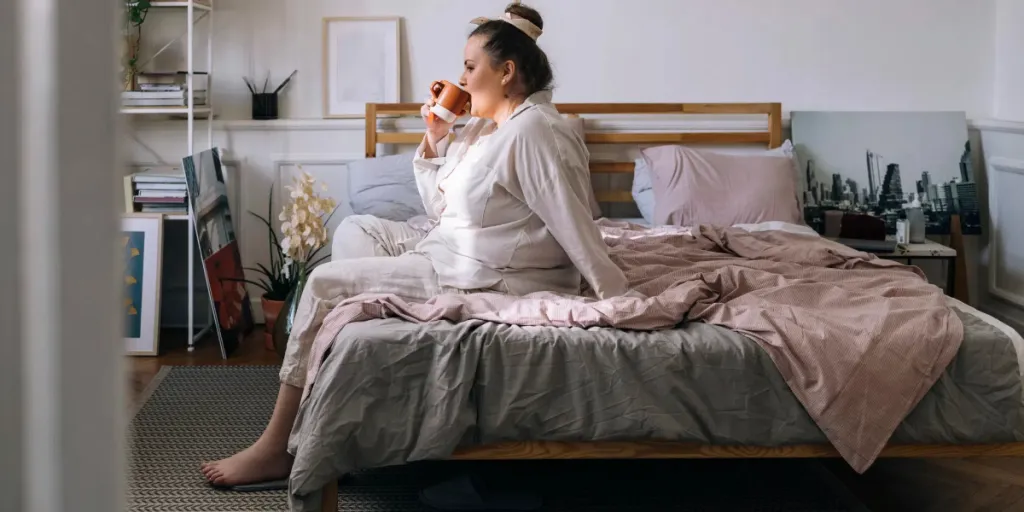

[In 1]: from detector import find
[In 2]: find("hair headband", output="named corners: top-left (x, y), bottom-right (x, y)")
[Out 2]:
top-left (470, 12), bottom-right (543, 41)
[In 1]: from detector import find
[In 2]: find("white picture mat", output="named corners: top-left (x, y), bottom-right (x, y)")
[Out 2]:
top-left (122, 214), bottom-right (163, 355)
top-left (322, 17), bottom-right (401, 118)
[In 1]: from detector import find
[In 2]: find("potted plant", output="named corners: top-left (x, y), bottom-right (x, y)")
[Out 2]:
top-left (270, 170), bottom-right (339, 356)
top-left (237, 180), bottom-right (336, 351)
top-left (123, 1), bottom-right (151, 91)
top-left (232, 171), bottom-right (337, 354)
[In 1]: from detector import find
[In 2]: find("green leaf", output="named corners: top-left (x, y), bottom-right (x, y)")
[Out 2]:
top-left (221, 277), bottom-right (272, 293)
top-left (244, 265), bottom-right (272, 279)
top-left (255, 262), bottom-right (277, 279)
top-left (322, 204), bottom-right (341, 229)
top-left (268, 186), bottom-right (277, 264)
top-left (308, 254), bottom-right (330, 270)
top-left (249, 210), bottom-right (283, 259)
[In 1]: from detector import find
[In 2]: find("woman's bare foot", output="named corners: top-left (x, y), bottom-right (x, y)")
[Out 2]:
top-left (200, 440), bottom-right (294, 487)
top-left (200, 383), bottom-right (302, 487)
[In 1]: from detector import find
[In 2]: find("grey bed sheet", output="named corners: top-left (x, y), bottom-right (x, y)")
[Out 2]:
top-left (285, 307), bottom-right (1024, 511)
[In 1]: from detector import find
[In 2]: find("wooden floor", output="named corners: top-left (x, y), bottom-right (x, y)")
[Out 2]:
top-left (129, 327), bottom-right (1024, 512)
top-left (127, 327), bottom-right (280, 410)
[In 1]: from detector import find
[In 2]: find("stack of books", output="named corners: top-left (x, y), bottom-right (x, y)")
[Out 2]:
top-left (124, 166), bottom-right (189, 214)
top-left (122, 72), bottom-right (208, 108)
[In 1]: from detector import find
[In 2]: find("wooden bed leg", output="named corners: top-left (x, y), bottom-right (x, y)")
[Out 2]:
top-left (320, 478), bottom-right (339, 512)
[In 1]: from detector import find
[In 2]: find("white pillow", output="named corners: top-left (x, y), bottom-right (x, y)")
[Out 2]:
top-left (346, 152), bottom-right (427, 221)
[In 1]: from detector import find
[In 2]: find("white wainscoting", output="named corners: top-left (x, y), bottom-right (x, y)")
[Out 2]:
top-left (987, 157), bottom-right (1024, 308)
top-left (244, 153), bottom-right (361, 322)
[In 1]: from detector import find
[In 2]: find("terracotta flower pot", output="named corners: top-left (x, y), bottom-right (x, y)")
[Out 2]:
top-left (261, 294), bottom-right (286, 351)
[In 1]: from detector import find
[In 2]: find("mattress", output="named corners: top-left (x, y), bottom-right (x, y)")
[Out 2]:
top-left (285, 296), bottom-right (1024, 511)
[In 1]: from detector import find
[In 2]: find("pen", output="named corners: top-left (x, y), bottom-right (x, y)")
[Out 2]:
top-left (273, 70), bottom-right (298, 94)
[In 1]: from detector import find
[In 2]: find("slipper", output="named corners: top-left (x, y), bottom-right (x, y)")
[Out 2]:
top-left (226, 473), bottom-right (351, 493)
top-left (419, 473), bottom-right (541, 511)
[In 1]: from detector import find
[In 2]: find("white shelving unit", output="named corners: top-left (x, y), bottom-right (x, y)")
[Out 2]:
top-left (123, 0), bottom-right (215, 352)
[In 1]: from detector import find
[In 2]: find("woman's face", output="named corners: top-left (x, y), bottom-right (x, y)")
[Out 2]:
top-left (460, 35), bottom-right (509, 120)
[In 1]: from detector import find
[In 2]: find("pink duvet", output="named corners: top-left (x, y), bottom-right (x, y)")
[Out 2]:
top-left (302, 220), bottom-right (963, 473)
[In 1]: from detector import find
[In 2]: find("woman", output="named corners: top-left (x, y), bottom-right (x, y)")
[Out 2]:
top-left (201, 2), bottom-right (628, 487)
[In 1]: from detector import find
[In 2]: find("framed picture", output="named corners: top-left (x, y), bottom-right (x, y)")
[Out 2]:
top-left (322, 16), bottom-right (401, 118)
top-left (122, 213), bottom-right (164, 356)
top-left (791, 111), bottom-right (981, 236)
top-left (182, 147), bottom-right (254, 359)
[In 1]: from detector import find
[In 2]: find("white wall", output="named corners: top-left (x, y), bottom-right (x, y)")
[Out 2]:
top-left (976, 0), bottom-right (1024, 332)
top-left (144, 0), bottom-right (998, 120)
top-left (130, 0), bottom-right (1004, 326)
top-left (994, 0), bottom-right (1024, 121)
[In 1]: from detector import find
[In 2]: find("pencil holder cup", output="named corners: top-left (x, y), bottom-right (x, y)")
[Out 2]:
top-left (252, 93), bottom-right (279, 120)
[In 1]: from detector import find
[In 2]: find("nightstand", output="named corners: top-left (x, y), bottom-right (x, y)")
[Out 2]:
top-left (877, 238), bottom-right (958, 294)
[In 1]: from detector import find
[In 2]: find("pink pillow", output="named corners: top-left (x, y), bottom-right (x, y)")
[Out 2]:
top-left (645, 145), bottom-right (802, 227)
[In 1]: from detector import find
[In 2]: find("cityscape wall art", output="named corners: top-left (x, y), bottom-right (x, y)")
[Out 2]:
top-left (791, 111), bottom-right (981, 236)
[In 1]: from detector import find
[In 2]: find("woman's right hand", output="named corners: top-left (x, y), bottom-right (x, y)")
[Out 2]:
top-left (421, 81), bottom-right (456, 145)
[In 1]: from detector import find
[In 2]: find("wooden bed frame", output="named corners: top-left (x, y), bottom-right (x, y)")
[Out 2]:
top-left (317, 101), bottom-right (1024, 511)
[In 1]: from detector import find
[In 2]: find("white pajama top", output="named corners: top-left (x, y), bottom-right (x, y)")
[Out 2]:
top-left (412, 90), bottom-right (629, 299)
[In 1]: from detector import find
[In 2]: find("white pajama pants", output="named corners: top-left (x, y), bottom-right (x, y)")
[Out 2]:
top-left (279, 215), bottom-right (465, 388)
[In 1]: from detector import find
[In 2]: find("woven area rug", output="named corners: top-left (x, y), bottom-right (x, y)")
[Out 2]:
top-left (127, 365), bottom-right (867, 511)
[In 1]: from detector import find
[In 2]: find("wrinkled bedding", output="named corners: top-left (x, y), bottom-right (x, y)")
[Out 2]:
top-left (285, 300), bottom-right (1024, 512)
top-left (282, 220), bottom-right (1023, 511)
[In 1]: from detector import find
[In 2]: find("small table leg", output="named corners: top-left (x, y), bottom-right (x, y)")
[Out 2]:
top-left (320, 479), bottom-right (339, 511)
top-left (946, 258), bottom-right (956, 296)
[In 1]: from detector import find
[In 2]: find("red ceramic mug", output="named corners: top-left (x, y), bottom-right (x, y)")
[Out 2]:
top-left (429, 80), bottom-right (471, 123)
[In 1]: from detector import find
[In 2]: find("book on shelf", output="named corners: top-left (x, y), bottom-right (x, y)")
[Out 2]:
top-left (123, 90), bottom-right (207, 99)
top-left (122, 96), bottom-right (208, 107)
top-left (122, 82), bottom-right (208, 107)
top-left (135, 71), bottom-right (209, 91)
top-left (123, 165), bottom-right (189, 215)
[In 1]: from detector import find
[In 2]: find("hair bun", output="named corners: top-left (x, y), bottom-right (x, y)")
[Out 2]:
top-left (504, 3), bottom-right (543, 30)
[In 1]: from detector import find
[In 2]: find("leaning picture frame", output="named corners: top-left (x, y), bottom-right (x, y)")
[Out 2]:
top-left (182, 147), bottom-right (254, 359)
top-left (322, 16), bottom-right (402, 118)
top-left (122, 213), bottom-right (164, 356)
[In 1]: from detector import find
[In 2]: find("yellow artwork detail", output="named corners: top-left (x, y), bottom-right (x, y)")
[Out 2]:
top-left (124, 234), bottom-right (143, 319)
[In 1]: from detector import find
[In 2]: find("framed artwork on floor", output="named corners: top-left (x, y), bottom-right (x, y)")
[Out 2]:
top-left (183, 147), bottom-right (254, 359)
top-left (322, 16), bottom-right (401, 118)
top-left (791, 111), bottom-right (981, 236)
top-left (122, 213), bottom-right (164, 356)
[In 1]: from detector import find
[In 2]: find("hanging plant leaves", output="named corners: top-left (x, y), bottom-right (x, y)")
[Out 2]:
top-left (126, 0), bottom-right (152, 26)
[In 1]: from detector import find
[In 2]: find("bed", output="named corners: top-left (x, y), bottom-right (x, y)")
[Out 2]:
top-left (288, 102), bottom-right (1024, 512)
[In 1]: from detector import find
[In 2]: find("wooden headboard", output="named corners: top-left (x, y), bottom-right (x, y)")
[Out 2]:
top-left (364, 102), bottom-right (784, 204)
